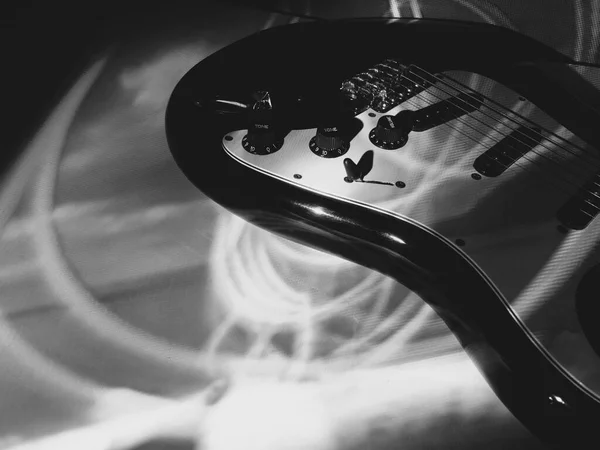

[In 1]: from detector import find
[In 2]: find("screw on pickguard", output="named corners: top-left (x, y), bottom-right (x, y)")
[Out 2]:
top-left (557, 171), bottom-right (600, 230)
top-left (473, 125), bottom-right (543, 177)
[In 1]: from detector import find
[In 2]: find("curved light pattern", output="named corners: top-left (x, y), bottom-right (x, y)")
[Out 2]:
top-left (198, 354), bottom-right (524, 450)
top-left (0, 55), bottom-right (225, 449)
top-left (0, 59), bottom-right (108, 400)
top-left (29, 68), bottom-right (213, 373)
top-left (0, 56), bottom-right (204, 450)
top-left (208, 215), bottom-right (434, 374)
top-left (445, 0), bottom-right (516, 28)
top-left (0, 2), bottom-right (599, 450)
top-left (19, 45), bottom-right (227, 388)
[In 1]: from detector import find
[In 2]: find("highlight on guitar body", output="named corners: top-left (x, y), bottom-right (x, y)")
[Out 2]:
top-left (165, 18), bottom-right (600, 449)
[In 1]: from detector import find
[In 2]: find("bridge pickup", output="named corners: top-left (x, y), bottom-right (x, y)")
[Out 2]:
top-left (557, 172), bottom-right (600, 230)
top-left (473, 126), bottom-right (542, 177)
top-left (411, 92), bottom-right (484, 132)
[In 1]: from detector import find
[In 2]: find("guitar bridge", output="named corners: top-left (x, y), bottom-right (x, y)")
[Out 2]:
top-left (341, 61), bottom-right (436, 114)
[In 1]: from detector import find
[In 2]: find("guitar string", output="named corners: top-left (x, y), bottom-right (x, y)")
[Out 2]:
top-left (400, 70), bottom-right (600, 196)
top-left (395, 72), bottom-right (600, 207)
top-left (402, 69), bottom-right (600, 179)
top-left (349, 71), bottom-right (599, 217)
top-left (239, 71), bottom-right (592, 210)
top-left (369, 62), bottom-right (600, 183)
top-left (367, 64), bottom-right (595, 174)
top-left (397, 98), bottom-right (596, 221)
top-left (393, 88), bottom-right (598, 220)
top-left (411, 67), bottom-right (600, 176)
top-left (400, 84), bottom-right (600, 218)
top-left (407, 66), bottom-right (600, 178)
top-left (377, 58), bottom-right (598, 161)
top-left (424, 67), bottom-right (600, 161)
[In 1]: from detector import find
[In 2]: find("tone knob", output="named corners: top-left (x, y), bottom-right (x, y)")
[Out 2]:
top-left (369, 110), bottom-right (414, 150)
top-left (309, 125), bottom-right (350, 158)
top-left (242, 90), bottom-right (284, 155)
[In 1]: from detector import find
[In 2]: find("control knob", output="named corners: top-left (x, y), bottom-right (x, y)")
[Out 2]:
top-left (369, 110), bottom-right (414, 149)
top-left (242, 90), bottom-right (284, 155)
top-left (309, 125), bottom-right (350, 158)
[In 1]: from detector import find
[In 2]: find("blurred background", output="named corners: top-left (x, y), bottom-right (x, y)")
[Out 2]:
top-left (1, 1), bottom-right (599, 449)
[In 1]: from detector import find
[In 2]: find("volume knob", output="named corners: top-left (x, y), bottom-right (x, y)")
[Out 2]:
top-left (309, 126), bottom-right (350, 158)
top-left (369, 110), bottom-right (414, 150)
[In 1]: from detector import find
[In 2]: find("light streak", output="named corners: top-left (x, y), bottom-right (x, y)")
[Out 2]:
top-left (0, 59), bottom-right (108, 400)
top-left (208, 211), bottom-right (440, 378)
top-left (28, 64), bottom-right (208, 375)
top-left (388, 0), bottom-right (402, 19)
top-left (409, 0), bottom-right (423, 18)
top-left (262, 13), bottom-right (280, 30)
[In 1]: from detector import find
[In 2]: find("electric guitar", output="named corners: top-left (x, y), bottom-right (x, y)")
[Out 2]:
top-left (165, 18), bottom-right (600, 448)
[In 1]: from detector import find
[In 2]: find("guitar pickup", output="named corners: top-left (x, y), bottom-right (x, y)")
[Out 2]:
top-left (557, 172), bottom-right (600, 230)
top-left (473, 126), bottom-right (542, 177)
top-left (411, 92), bottom-right (484, 132)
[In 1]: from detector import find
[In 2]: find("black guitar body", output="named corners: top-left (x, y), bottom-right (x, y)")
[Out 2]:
top-left (166, 18), bottom-right (600, 448)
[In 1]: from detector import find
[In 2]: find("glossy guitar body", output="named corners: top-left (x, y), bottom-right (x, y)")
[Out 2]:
top-left (166, 18), bottom-right (600, 448)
